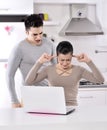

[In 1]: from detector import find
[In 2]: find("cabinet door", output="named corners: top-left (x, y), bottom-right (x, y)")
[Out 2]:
top-left (0, 0), bottom-right (33, 14)
top-left (105, 90), bottom-right (107, 105)
top-left (78, 89), bottom-right (106, 106)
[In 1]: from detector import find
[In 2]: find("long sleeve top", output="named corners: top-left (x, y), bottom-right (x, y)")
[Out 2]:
top-left (25, 61), bottom-right (104, 106)
top-left (6, 37), bottom-right (56, 104)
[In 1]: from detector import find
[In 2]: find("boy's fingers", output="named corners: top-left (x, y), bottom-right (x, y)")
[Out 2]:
top-left (52, 55), bottom-right (57, 58)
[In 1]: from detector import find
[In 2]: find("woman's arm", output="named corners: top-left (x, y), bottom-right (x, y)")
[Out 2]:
top-left (74, 53), bottom-right (104, 83)
top-left (83, 61), bottom-right (104, 83)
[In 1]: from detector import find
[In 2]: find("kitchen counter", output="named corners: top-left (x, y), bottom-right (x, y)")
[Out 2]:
top-left (0, 106), bottom-right (107, 130)
top-left (79, 79), bottom-right (107, 88)
top-left (79, 84), bottom-right (107, 88)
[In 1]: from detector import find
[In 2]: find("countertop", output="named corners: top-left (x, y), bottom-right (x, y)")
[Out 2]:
top-left (0, 106), bottom-right (107, 130)
top-left (79, 84), bottom-right (107, 88)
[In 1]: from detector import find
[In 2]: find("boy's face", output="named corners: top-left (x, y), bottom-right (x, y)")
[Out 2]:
top-left (26, 26), bottom-right (43, 46)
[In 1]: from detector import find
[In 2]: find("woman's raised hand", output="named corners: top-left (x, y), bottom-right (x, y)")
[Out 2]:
top-left (73, 53), bottom-right (91, 63)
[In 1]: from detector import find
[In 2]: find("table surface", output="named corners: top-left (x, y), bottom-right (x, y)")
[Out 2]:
top-left (0, 106), bottom-right (107, 130)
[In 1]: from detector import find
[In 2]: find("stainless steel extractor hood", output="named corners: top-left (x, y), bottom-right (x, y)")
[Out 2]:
top-left (59, 4), bottom-right (104, 36)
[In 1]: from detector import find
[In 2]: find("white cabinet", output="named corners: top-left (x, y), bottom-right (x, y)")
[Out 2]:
top-left (0, 0), bottom-right (33, 14)
top-left (78, 88), bottom-right (106, 106)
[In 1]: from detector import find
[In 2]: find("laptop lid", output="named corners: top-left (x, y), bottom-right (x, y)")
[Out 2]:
top-left (21, 86), bottom-right (75, 115)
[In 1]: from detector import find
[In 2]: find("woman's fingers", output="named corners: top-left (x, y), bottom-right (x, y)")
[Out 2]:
top-left (72, 54), bottom-right (83, 60)
top-left (72, 53), bottom-right (91, 63)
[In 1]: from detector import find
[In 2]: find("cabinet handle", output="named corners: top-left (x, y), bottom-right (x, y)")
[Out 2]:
top-left (79, 96), bottom-right (93, 99)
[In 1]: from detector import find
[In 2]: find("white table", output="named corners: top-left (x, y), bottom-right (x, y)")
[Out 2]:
top-left (0, 106), bottom-right (107, 130)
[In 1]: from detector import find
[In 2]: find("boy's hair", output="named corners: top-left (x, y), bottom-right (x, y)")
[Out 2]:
top-left (24, 14), bottom-right (43, 30)
top-left (56, 41), bottom-right (73, 56)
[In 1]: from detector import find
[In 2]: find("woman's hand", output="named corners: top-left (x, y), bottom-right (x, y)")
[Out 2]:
top-left (73, 53), bottom-right (91, 63)
top-left (38, 53), bottom-right (55, 64)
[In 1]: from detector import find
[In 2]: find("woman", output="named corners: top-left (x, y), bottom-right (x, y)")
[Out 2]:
top-left (25, 41), bottom-right (104, 106)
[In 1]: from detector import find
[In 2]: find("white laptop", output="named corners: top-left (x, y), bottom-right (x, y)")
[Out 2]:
top-left (21, 86), bottom-right (75, 115)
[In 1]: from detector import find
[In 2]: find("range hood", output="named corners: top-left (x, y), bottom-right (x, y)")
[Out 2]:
top-left (59, 4), bottom-right (104, 36)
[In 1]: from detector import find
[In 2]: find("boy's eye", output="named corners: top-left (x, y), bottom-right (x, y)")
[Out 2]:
top-left (33, 32), bottom-right (43, 36)
top-left (33, 34), bottom-right (37, 36)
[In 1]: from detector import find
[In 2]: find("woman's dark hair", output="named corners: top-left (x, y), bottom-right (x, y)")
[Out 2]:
top-left (56, 41), bottom-right (73, 56)
top-left (24, 14), bottom-right (43, 30)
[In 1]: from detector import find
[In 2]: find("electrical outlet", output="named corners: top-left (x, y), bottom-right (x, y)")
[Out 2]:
top-left (71, 4), bottom-right (88, 18)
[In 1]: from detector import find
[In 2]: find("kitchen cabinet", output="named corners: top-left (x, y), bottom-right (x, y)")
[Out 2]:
top-left (78, 88), bottom-right (106, 106)
top-left (0, 0), bottom-right (33, 14)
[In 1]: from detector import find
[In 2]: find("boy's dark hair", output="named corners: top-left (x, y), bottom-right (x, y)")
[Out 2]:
top-left (56, 41), bottom-right (73, 56)
top-left (24, 14), bottom-right (43, 30)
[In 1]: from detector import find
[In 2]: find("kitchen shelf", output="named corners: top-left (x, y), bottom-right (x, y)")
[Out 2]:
top-left (43, 21), bottom-right (60, 26)
top-left (33, 0), bottom-right (97, 4)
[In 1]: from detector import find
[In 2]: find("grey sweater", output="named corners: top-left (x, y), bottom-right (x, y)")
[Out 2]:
top-left (6, 37), bottom-right (56, 104)
top-left (25, 61), bottom-right (104, 106)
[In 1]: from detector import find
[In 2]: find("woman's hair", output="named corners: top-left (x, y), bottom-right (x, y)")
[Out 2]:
top-left (24, 14), bottom-right (43, 31)
top-left (56, 41), bottom-right (73, 56)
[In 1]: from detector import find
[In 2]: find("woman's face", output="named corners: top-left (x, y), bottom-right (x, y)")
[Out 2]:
top-left (57, 53), bottom-right (72, 69)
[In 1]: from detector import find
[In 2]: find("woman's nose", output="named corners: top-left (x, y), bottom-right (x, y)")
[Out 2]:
top-left (63, 61), bottom-right (68, 65)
